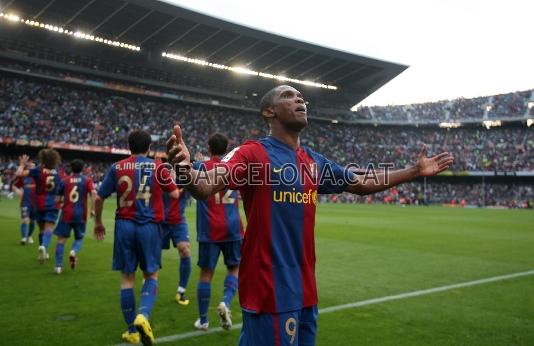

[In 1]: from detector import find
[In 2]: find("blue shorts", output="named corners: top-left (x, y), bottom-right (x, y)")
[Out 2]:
top-left (239, 305), bottom-right (318, 346)
top-left (112, 219), bottom-right (163, 274)
top-left (54, 221), bottom-right (86, 240)
top-left (161, 223), bottom-right (190, 249)
top-left (35, 209), bottom-right (58, 223)
top-left (197, 240), bottom-right (241, 270)
top-left (20, 205), bottom-right (35, 220)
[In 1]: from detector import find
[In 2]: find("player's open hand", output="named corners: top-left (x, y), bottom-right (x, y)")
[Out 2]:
top-left (166, 124), bottom-right (191, 172)
top-left (94, 223), bottom-right (106, 241)
top-left (19, 154), bottom-right (29, 166)
top-left (415, 144), bottom-right (454, 177)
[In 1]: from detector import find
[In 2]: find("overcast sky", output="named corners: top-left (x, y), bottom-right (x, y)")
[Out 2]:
top-left (164, 0), bottom-right (534, 107)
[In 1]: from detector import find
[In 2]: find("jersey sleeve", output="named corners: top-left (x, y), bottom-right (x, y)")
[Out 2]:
top-left (316, 154), bottom-right (357, 195)
top-left (191, 161), bottom-right (203, 171)
top-left (97, 165), bottom-right (116, 198)
top-left (155, 161), bottom-right (177, 193)
top-left (221, 143), bottom-right (256, 190)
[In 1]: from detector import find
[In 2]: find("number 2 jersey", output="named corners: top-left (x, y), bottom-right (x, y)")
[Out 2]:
top-left (58, 173), bottom-right (95, 223)
top-left (98, 155), bottom-right (175, 224)
top-left (192, 157), bottom-right (244, 243)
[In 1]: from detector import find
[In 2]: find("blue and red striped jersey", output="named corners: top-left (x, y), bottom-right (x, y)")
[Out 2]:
top-left (14, 177), bottom-right (35, 208)
top-left (221, 136), bottom-right (356, 314)
top-left (97, 156), bottom-right (176, 224)
top-left (59, 173), bottom-right (95, 223)
top-left (193, 157), bottom-right (244, 242)
top-left (28, 166), bottom-right (62, 211)
top-left (163, 187), bottom-right (189, 225)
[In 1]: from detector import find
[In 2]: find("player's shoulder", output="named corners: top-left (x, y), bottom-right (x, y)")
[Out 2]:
top-left (301, 145), bottom-right (323, 160)
top-left (221, 139), bottom-right (264, 163)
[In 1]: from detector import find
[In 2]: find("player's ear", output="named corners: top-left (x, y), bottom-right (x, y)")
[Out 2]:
top-left (262, 106), bottom-right (275, 120)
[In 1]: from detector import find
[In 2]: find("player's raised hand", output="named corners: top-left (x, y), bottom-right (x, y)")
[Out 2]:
top-left (94, 222), bottom-right (106, 241)
top-left (19, 154), bottom-right (29, 166)
top-left (166, 124), bottom-right (191, 168)
top-left (415, 144), bottom-right (454, 177)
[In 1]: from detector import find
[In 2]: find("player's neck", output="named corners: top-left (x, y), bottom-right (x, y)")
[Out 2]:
top-left (270, 129), bottom-right (300, 150)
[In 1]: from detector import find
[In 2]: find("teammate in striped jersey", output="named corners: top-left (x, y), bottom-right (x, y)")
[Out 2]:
top-left (53, 159), bottom-right (96, 274)
top-left (94, 130), bottom-right (180, 345)
top-left (12, 162), bottom-right (36, 245)
top-left (191, 133), bottom-right (244, 331)
top-left (16, 149), bottom-right (62, 263)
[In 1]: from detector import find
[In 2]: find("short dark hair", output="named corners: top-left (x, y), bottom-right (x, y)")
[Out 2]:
top-left (38, 149), bottom-right (61, 169)
top-left (259, 86), bottom-right (283, 116)
top-left (128, 130), bottom-right (151, 154)
top-left (70, 159), bottom-right (84, 174)
top-left (208, 133), bottom-right (229, 156)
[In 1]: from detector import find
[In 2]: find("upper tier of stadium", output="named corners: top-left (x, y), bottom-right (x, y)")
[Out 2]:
top-left (0, 0), bottom-right (407, 117)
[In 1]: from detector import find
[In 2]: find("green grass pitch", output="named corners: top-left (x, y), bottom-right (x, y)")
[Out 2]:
top-left (0, 198), bottom-right (533, 345)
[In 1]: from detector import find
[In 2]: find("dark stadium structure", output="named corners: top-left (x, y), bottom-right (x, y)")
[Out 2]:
top-left (0, 0), bottom-right (407, 119)
top-left (0, 0), bottom-right (533, 207)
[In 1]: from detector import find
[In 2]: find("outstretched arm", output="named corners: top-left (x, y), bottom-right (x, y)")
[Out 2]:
top-left (347, 145), bottom-right (453, 195)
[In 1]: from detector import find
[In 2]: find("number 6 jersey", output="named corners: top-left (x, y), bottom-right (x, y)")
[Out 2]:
top-left (98, 156), bottom-right (175, 224)
top-left (58, 173), bottom-right (95, 223)
top-left (193, 157), bottom-right (244, 243)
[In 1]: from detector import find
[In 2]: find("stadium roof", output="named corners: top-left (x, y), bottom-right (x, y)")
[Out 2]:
top-left (1, 0), bottom-right (408, 106)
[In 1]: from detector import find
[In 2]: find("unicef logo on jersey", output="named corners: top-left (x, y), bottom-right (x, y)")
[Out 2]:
top-left (273, 188), bottom-right (318, 206)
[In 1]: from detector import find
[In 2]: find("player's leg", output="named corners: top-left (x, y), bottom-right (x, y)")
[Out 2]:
top-left (134, 222), bottom-right (162, 345)
top-left (195, 266), bottom-right (214, 330)
top-left (113, 220), bottom-right (140, 344)
top-left (20, 206), bottom-right (30, 244)
top-left (53, 222), bottom-right (70, 273)
top-left (40, 210), bottom-right (59, 261)
top-left (27, 211), bottom-right (35, 244)
top-left (120, 272), bottom-right (139, 344)
top-left (36, 213), bottom-right (48, 263)
top-left (194, 242), bottom-right (220, 330)
top-left (69, 223), bottom-right (86, 270)
top-left (174, 223), bottom-right (191, 305)
top-left (218, 240), bottom-right (241, 330)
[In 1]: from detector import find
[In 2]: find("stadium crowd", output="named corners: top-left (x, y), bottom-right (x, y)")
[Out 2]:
top-left (353, 90), bottom-right (533, 122)
top-left (1, 75), bottom-right (534, 174)
top-left (2, 153), bottom-right (532, 207)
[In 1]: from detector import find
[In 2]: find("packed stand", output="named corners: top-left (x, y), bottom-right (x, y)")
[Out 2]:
top-left (327, 183), bottom-right (533, 208)
top-left (1, 75), bottom-right (534, 173)
top-left (488, 90), bottom-right (532, 118)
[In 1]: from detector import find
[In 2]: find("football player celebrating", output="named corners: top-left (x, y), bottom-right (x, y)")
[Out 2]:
top-left (12, 161), bottom-right (36, 245)
top-left (166, 85), bottom-right (454, 346)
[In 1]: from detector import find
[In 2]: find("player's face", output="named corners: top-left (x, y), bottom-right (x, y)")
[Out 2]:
top-left (272, 86), bottom-right (307, 131)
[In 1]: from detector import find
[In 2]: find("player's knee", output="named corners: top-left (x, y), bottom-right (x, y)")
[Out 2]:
top-left (177, 242), bottom-right (191, 257)
top-left (143, 271), bottom-right (158, 280)
top-left (227, 265), bottom-right (239, 276)
top-left (199, 268), bottom-right (214, 282)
